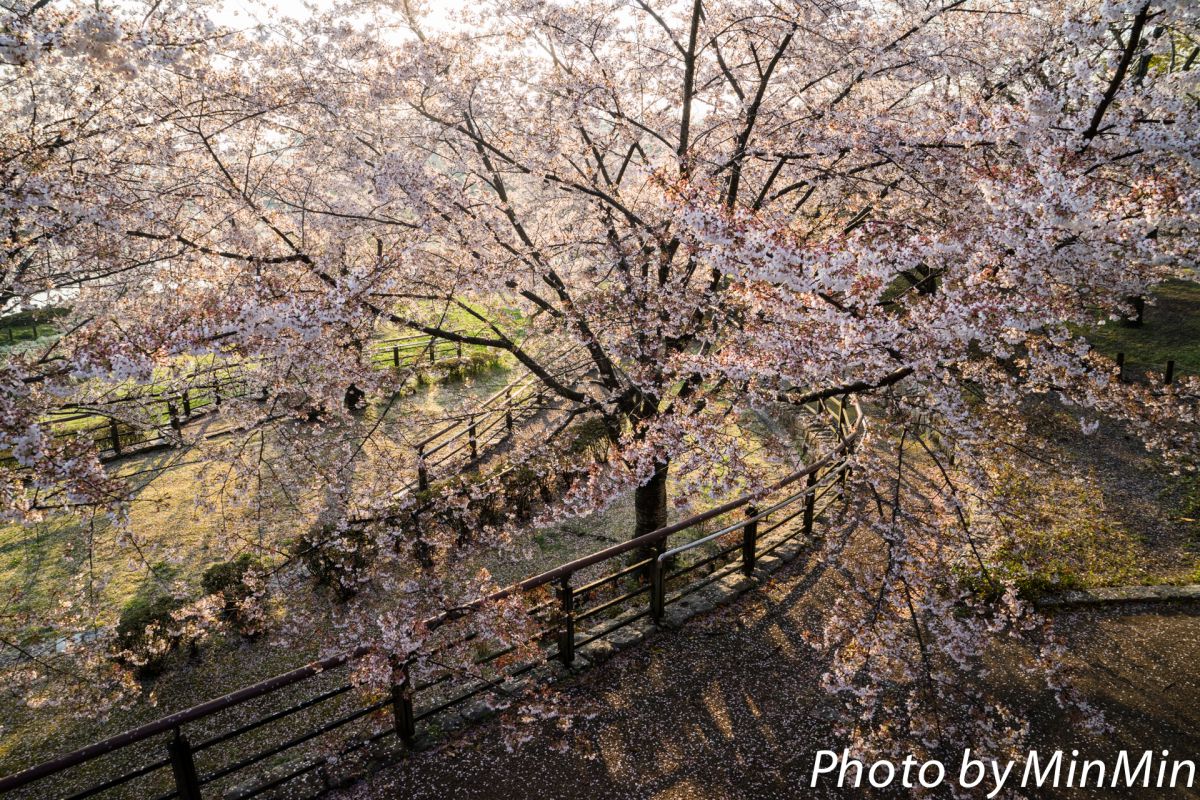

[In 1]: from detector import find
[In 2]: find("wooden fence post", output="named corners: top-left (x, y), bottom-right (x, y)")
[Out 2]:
top-left (741, 505), bottom-right (758, 576)
top-left (109, 419), bottom-right (122, 456)
top-left (182, 390), bottom-right (191, 417)
top-left (1116, 352), bottom-right (1125, 383)
top-left (838, 395), bottom-right (850, 498)
top-left (393, 346), bottom-right (400, 368)
top-left (167, 729), bottom-right (202, 800)
top-left (416, 446), bottom-right (429, 492)
top-left (803, 471), bottom-right (817, 537)
top-left (468, 415), bottom-right (478, 461)
top-left (649, 540), bottom-right (666, 624)
top-left (1165, 360), bottom-right (1175, 386)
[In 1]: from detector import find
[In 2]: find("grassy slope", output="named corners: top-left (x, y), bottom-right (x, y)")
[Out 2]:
top-left (973, 278), bottom-right (1200, 597)
top-left (0, 361), bottom-right (514, 645)
top-left (1, 299), bottom-right (525, 641)
top-left (0, 399), bottom-right (807, 780)
top-left (1082, 278), bottom-right (1200, 381)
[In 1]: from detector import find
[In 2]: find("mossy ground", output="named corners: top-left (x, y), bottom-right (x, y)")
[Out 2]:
top-left (946, 397), bottom-right (1200, 602)
top-left (945, 278), bottom-right (1200, 600)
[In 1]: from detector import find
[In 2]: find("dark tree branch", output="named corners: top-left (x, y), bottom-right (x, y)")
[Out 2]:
top-left (1080, 3), bottom-right (1152, 145)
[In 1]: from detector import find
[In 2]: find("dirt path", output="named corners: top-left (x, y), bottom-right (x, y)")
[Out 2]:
top-left (334, 551), bottom-right (1200, 800)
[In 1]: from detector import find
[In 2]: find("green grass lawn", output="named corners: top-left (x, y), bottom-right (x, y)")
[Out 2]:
top-left (1082, 278), bottom-right (1200, 382)
top-left (0, 307), bottom-right (67, 348)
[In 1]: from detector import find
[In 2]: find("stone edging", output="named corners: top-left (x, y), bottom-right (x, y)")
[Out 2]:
top-left (1036, 584), bottom-right (1200, 608)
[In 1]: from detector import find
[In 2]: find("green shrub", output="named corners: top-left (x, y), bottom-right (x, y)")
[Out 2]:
top-left (295, 524), bottom-right (376, 600)
top-left (383, 423), bottom-right (601, 564)
top-left (201, 554), bottom-right (264, 632)
top-left (114, 593), bottom-right (186, 677)
top-left (495, 461), bottom-right (573, 521)
top-left (567, 416), bottom-right (612, 462)
top-left (432, 352), bottom-right (504, 384)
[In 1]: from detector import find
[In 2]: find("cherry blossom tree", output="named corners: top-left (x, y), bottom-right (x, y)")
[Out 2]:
top-left (2, 0), bottom-right (1198, 770)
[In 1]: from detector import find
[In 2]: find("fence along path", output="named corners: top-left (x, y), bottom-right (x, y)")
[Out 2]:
top-left (407, 345), bottom-right (589, 491)
top-left (3, 331), bottom-right (479, 467)
top-left (0, 396), bottom-right (862, 800)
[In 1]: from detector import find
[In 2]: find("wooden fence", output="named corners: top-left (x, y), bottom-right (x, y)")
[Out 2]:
top-left (1113, 352), bottom-right (1184, 386)
top-left (2, 331), bottom-right (480, 467)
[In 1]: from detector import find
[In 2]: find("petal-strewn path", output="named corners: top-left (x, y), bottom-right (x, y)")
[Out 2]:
top-left (333, 551), bottom-right (1200, 800)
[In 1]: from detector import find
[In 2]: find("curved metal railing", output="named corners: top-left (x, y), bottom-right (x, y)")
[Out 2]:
top-left (0, 395), bottom-right (864, 800)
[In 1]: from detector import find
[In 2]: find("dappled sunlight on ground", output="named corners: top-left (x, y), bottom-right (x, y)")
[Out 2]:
top-left (332, 552), bottom-right (1200, 800)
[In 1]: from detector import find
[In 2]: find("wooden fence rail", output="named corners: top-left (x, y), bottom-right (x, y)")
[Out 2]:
top-left (412, 356), bottom-right (589, 492)
top-left (0, 396), bottom-right (863, 800)
top-left (1, 331), bottom-right (482, 468)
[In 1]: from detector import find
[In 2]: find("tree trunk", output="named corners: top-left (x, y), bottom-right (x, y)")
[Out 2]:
top-left (1122, 295), bottom-right (1145, 327)
top-left (635, 458), bottom-right (669, 538)
top-left (633, 458), bottom-right (670, 574)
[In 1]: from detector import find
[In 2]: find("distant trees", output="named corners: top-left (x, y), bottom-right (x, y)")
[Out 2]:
top-left (1, 0), bottom-right (1197, 762)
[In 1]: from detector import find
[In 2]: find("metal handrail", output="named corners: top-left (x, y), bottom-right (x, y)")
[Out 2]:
top-left (0, 394), bottom-right (863, 799)
top-left (0, 648), bottom-right (366, 792)
top-left (505, 404), bottom-right (862, 598)
top-left (658, 468), bottom-right (845, 564)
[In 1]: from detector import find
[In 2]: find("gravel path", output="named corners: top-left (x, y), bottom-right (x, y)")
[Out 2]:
top-left (333, 550), bottom-right (1200, 800)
